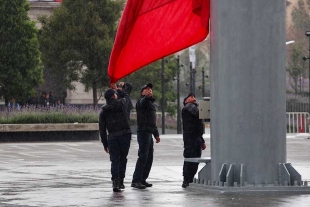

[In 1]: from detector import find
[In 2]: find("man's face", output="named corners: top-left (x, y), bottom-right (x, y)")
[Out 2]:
top-left (113, 93), bottom-right (118, 99)
top-left (142, 87), bottom-right (152, 96)
top-left (186, 96), bottom-right (196, 104)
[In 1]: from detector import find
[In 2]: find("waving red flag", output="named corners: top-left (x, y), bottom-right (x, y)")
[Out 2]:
top-left (108, 0), bottom-right (210, 83)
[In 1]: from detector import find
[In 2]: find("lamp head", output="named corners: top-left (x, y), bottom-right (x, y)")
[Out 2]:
top-left (305, 31), bottom-right (310, 37)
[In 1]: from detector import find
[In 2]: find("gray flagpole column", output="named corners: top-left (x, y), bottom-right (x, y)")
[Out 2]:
top-left (210, 0), bottom-right (286, 184)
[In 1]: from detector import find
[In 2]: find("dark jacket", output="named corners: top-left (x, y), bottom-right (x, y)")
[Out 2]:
top-left (38, 96), bottom-right (46, 107)
top-left (27, 97), bottom-right (37, 106)
top-left (136, 95), bottom-right (159, 138)
top-left (122, 82), bottom-right (134, 117)
top-left (49, 95), bottom-right (55, 107)
top-left (182, 102), bottom-right (205, 144)
top-left (99, 89), bottom-right (131, 149)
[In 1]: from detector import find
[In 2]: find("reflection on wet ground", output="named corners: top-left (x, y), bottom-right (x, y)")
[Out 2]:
top-left (0, 136), bottom-right (310, 206)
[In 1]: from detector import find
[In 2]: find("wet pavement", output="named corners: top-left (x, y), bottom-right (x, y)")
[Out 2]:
top-left (0, 134), bottom-right (310, 207)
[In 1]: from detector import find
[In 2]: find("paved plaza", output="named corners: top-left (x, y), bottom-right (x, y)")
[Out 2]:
top-left (0, 134), bottom-right (310, 207)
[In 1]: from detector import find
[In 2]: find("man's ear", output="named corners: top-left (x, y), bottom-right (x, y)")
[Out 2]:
top-left (184, 97), bottom-right (188, 104)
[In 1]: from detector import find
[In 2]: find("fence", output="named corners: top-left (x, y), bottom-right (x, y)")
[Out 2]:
top-left (286, 101), bottom-right (310, 113)
top-left (286, 112), bottom-right (309, 134)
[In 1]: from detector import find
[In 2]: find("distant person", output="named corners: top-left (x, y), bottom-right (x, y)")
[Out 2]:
top-left (181, 93), bottom-right (206, 188)
top-left (7, 98), bottom-right (20, 110)
top-left (55, 99), bottom-right (63, 109)
top-left (99, 83), bottom-right (132, 192)
top-left (131, 83), bottom-right (160, 189)
top-left (38, 91), bottom-right (47, 107)
top-left (27, 96), bottom-right (37, 106)
top-left (45, 93), bottom-right (50, 107)
top-left (49, 91), bottom-right (55, 107)
top-left (56, 99), bottom-right (62, 105)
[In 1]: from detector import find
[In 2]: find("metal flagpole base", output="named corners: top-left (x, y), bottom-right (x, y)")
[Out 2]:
top-left (187, 162), bottom-right (310, 194)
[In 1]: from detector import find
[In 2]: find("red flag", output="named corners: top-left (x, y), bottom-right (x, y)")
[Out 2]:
top-left (108, 0), bottom-right (210, 83)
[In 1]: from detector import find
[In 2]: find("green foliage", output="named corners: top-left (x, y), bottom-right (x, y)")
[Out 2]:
top-left (178, 39), bottom-right (210, 99)
top-left (0, 106), bottom-right (98, 124)
top-left (291, 0), bottom-right (310, 30)
top-left (38, 0), bottom-right (124, 106)
top-left (166, 103), bottom-right (177, 116)
top-left (287, 43), bottom-right (307, 94)
top-left (287, 0), bottom-right (310, 95)
top-left (0, 0), bottom-right (43, 104)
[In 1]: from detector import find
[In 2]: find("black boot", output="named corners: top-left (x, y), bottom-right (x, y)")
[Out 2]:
top-left (112, 178), bottom-right (121, 192)
top-left (182, 180), bottom-right (189, 188)
top-left (120, 178), bottom-right (125, 189)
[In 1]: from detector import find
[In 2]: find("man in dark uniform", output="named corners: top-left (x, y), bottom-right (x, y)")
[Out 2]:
top-left (181, 93), bottom-right (206, 188)
top-left (38, 91), bottom-right (47, 107)
top-left (99, 84), bottom-right (132, 192)
top-left (131, 83), bottom-right (161, 189)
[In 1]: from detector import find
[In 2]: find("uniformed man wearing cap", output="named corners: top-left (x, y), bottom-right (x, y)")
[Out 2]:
top-left (181, 93), bottom-right (206, 188)
top-left (131, 83), bottom-right (161, 189)
top-left (99, 84), bottom-right (132, 192)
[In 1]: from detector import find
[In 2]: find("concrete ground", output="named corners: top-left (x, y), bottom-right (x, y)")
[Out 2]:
top-left (0, 134), bottom-right (310, 207)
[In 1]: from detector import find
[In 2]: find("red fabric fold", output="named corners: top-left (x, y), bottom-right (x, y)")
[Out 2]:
top-left (108, 0), bottom-right (210, 83)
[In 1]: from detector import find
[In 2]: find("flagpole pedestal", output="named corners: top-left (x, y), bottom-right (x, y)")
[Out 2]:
top-left (200, 0), bottom-right (310, 193)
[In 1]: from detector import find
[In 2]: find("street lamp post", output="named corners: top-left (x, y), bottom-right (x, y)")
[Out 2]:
top-left (192, 67), bottom-right (196, 95)
top-left (161, 58), bottom-right (165, 134)
top-left (189, 62), bottom-right (193, 93)
top-left (202, 67), bottom-right (205, 97)
top-left (304, 31), bottom-right (310, 113)
top-left (176, 56), bottom-right (181, 134)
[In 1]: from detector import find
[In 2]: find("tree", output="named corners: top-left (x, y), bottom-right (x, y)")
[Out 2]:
top-left (122, 55), bottom-right (177, 113)
top-left (0, 0), bottom-right (43, 105)
top-left (287, 0), bottom-right (310, 96)
top-left (38, 0), bottom-right (124, 107)
top-left (178, 39), bottom-right (210, 99)
top-left (287, 42), bottom-right (307, 94)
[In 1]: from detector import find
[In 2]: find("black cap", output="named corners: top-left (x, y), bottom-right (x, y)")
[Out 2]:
top-left (140, 83), bottom-right (153, 94)
top-left (183, 93), bottom-right (195, 106)
top-left (104, 89), bottom-right (116, 100)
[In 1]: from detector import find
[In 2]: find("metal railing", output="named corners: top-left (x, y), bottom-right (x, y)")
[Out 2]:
top-left (286, 112), bottom-right (309, 133)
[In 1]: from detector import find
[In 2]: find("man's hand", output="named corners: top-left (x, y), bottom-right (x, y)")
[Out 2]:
top-left (117, 82), bottom-right (124, 90)
top-left (104, 147), bottom-right (109, 153)
top-left (185, 96), bottom-right (196, 104)
top-left (110, 83), bottom-right (117, 90)
top-left (201, 143), bottom-right (206, 150)
top-left (146, 90), bottom-right (153, 97)
top-left (155, 136), bottom-right (160, 143)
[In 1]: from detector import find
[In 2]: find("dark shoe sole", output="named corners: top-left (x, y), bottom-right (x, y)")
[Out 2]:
top-left (131, 183), bottom-right (146, 189)
top-left (142, 183), bottom-right (152, 187)
top-left (113, 188), bottom-right (122, 192)
top-left (182, 182), bottom-right (189, 188)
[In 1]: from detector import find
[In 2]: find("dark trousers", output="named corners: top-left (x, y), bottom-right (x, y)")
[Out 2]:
top-left (182, 134), bottom-right (202, 183)
top-left (108, 133), bottom-right (131, 180)
top-left (132, 131), bottom-right (154, 183)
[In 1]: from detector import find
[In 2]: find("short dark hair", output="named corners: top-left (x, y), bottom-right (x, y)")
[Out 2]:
top-left (183, 93), bottom-right (195, 106)
top-left (104, 89), bottom-right (116, 100)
